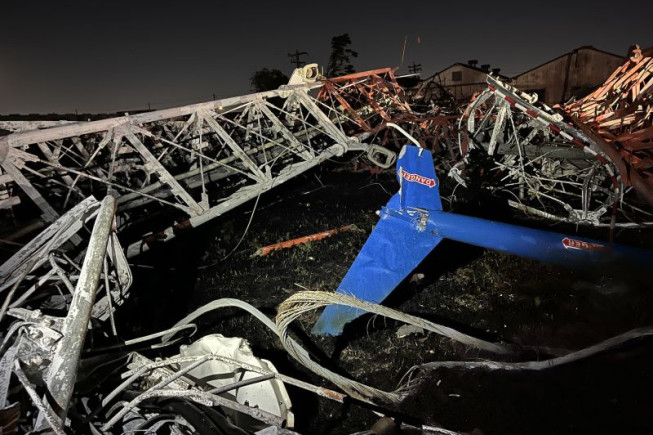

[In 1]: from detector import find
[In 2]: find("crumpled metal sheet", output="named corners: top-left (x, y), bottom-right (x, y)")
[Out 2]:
top-left (179, 334), bottom-right (294, 428)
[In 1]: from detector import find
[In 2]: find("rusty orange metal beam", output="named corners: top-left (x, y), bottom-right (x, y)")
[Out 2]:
top-left (252, 225), bottom-right (358, 257)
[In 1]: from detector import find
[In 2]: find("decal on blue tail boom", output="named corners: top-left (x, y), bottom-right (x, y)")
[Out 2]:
top-left (395, 145), bottom-right (442, 212)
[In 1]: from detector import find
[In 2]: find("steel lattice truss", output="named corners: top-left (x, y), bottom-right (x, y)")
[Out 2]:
top-left (457, 76), bottom-right (653, 228)
top-left (316, 68), bottom-right (461, 164)
top-left (317, 68), bottom-right (413, 134)
top-left (0, 77), bottom-right (379, 257)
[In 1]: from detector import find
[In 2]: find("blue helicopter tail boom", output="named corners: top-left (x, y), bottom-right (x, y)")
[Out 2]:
top-left (312, 145), bottom-right (653, 336)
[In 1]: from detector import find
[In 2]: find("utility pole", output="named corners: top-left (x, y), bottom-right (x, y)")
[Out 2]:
top-left (408, 62), bottom-right (422, 74)
top-left (288, 50), bottom-right (308, 68)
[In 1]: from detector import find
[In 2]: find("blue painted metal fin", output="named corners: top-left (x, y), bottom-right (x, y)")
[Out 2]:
top-left (312, 210), bottom-right (443, 336)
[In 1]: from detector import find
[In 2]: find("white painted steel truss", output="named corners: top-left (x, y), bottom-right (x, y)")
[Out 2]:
top-left (0, 79), bottom-right (376, 257)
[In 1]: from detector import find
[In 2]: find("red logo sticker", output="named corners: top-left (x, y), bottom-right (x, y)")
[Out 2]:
top-left (400, 167), bottom-right (436, 188)
top-left (562, 237), bottom-right (608, 251)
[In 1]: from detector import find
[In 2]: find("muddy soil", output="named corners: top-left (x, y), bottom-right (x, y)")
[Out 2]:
top-left (117, 166), bottom-right (653, 434)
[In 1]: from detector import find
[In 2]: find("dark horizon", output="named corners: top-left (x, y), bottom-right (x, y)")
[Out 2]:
top-left (2, 0), bottom-right (651, 114)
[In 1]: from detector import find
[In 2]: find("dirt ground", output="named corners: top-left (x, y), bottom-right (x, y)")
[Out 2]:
top-left (116, 166), bottom-right (653, 434)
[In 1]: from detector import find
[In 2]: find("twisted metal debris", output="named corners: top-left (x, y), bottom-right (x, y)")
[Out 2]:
top-left (1, 49), bottom-right (652, 433)
top-left (317, 68), bottom-right (462, 165)
top-left (563, 45), bottom-right (653, 208)
top-left (0, 200), bottom-right (301, 433)
top-left (2, 51), bottom-right (652, 247)
top-left (456, 73), bottom-right (652, 228)
top-left (0, 196), bottom-right (124, 433)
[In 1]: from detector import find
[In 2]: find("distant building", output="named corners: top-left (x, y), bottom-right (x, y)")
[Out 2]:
top-left (512, 46), bottom-right (624, 104)
top-left (414, 60), bottom-right (508, 103)
top-left (415, 46), bottom-right (625, 105)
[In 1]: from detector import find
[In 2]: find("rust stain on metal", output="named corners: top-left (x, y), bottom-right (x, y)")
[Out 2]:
top-left (316, 387), bottom-right (347, 403)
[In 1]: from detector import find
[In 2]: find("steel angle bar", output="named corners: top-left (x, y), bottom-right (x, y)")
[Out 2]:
top-left (35, 195), bottom-right (116, 429)
top-left (0, 161), bottom-right (59, 223)
top-left (293, 91), bottom-right (351, 146)
top-left (256, 102), bottom-right (314, 160)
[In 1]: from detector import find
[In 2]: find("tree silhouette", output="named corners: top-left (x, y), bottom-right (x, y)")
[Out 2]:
top-left (326, 34), bottom-right (358, 77)
top-left (250, 68), bottom-right (289, 92)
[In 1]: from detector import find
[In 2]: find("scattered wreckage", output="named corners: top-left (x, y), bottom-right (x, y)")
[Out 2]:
top-left (0, 191), bottom-right (464, 433)
top-left (454, 45), bottom-right (653, 230)
top-left (0, 195), bottom-right (313, 433)
top-left (2, 156), bottom-right (652, 434)
top-left (1, 48), bottom-right (653, 434)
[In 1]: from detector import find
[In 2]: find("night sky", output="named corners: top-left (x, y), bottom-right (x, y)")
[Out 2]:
top-left (1, 0), bottom-right (651, 114)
